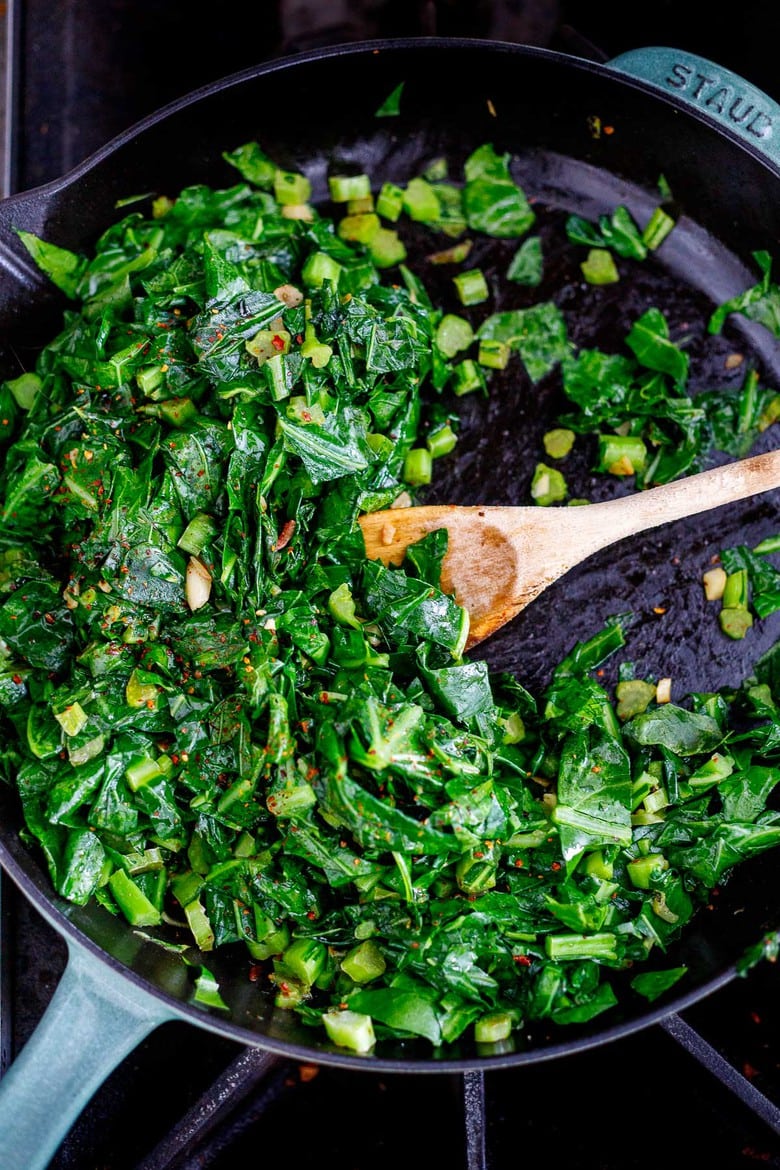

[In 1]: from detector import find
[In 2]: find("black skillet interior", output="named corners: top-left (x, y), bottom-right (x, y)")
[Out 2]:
top-left (0, 39), bottom-right (779, 1067)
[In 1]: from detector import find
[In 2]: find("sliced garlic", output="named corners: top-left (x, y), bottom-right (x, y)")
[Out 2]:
top-left (702, 566), bottom-right (727, 601)
top-left (273, 283), bottom-right (304, 308)
top-left (186, 556), bottom-right (212, 611)
top-left (281, 203), bottom-right (314, 221)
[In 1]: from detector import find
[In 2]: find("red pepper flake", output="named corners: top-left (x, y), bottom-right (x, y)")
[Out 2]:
top-left (743, 1062), bottom-right (759, 1081)
top-left (43, 612), bottom-right (55, 625)
top-left (514, 954), bottom-right (532, 966)
top-left (551, 861), bottom-right (562, 871)
top-left (271, 334), bottom-right (286, 351)
top-left (299, 1064), bottom-right (319, 1083)
top-left (274, 519), bottom-right (296, 551)
top-left (248, 964), bottom-right (262, 982)
top-left (12, 674), bottom-right (22, 685)
top-left (513, 858), bottom-right (524, 868)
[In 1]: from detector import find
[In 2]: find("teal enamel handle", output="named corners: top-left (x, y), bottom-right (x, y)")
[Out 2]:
top-left (607, 46), bottom-right (780, 170)
top-left (0, 936), bottom-right (175, 1170)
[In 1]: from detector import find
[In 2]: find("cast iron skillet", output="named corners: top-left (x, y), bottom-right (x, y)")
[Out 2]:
top-left (1, 38), bottom-right (780, 1169)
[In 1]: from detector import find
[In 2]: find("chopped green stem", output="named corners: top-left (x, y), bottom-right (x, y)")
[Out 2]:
top-left (544, 932), bottom-right (618, 961)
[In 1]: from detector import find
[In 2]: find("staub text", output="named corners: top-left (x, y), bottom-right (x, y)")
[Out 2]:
top-left (666, 63), bottom-right (772, 138)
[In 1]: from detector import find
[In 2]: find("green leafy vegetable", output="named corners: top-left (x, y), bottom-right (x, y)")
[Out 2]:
top-left (477, 302), bottom-right (571, 382)
top-left (708, 250), bottom-right (780, 336)
top-left (375, 82), bottom-right (405, 118)
top-left (16, 229), bottom-right (87, 297)
top-left (506, 236), bottom-right (543, 286)
top-left (463, 144), bottom-right (535, 238)
top-left (3, 138), bottom-right (779, 1060)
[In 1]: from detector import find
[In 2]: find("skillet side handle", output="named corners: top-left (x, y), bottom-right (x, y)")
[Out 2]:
top-left (607, 47), bottom-right (780, 170)
top-left (0, 936), bottom-right (175, 1170)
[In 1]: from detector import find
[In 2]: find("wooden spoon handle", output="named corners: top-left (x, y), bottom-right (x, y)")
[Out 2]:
top-left (569, 448), bottom-right (780, 559)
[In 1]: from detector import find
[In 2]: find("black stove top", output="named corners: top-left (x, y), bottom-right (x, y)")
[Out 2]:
top-left (2, 3), bottom-right (780, 1167)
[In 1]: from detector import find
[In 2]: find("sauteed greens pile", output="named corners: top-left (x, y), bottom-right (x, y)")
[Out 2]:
top-left (2, 141), bottom-right (780, 1055)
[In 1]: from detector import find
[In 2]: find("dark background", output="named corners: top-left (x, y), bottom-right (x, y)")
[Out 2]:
top-left (10, 0), bottom-right (780, 193)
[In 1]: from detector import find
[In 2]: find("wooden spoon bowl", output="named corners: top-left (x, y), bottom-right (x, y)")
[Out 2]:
top-left (359, 449), bottom-right (780, 649)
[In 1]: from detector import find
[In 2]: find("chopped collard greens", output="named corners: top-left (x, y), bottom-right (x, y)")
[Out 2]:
top-left (3, 140), bottom-right (780, 1057)
top-left (703, 534), bottom-right (780, 642)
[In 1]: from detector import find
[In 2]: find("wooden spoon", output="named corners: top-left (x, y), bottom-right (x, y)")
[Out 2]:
top-left (359, 449), bottom-right (780, 650)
